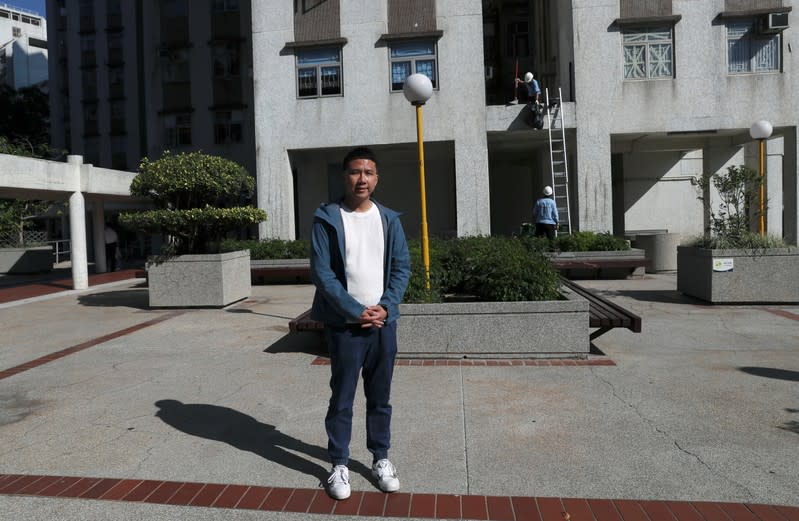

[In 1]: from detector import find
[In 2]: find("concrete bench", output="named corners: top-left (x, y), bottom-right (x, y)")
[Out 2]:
top-left (559, 277), bottom-right (642, 340)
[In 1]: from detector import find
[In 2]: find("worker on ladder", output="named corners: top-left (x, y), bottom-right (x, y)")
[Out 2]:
top-left (533, 186), bottom-right (559, 239)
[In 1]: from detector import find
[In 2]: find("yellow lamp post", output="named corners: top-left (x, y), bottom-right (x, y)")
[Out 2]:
top-left (749, 120), bottom-right (773, 236)
top-left (403, 73), bottom-right (434, 289)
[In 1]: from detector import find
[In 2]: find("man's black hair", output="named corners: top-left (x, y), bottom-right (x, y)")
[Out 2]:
top-left (342, 146), bottom-right (378, 171)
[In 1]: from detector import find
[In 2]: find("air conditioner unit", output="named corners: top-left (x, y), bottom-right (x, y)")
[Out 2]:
top-left (485, 66), bottom-right (493, 80)
top-left (762, 12), bottom-right (789, 33)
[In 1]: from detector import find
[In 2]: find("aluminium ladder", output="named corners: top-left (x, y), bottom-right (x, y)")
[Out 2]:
top-left (544, 87), bottom-right (572, 235)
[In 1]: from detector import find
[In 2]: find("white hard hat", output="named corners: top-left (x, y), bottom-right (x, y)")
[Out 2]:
top-left (543, 186), bottom-right (553, 196)
top-left (524, 72), bottom-right (534, 83)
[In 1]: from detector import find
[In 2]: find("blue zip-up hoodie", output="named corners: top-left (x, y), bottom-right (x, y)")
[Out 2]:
top-left (310, 199), bottom-right (411, 326)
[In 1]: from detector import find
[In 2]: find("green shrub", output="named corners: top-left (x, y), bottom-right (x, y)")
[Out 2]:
top-left (119, 151), bottom-right (267, 254)
top-left (686, 232), bottom-right (787, 250)
top-left (518, 230), bottom-right (628, 252)
top-left (403, 236), bottom-right (561, 303)
top-left (220, 238), bottom-right (310, 259)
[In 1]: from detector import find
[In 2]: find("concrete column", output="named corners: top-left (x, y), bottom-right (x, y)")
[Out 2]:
top-left (92, 201), bottom-right (107, 273)
top-left (785, 127), bottom-right (798, 245)
top-left (67, 155), bottom-right (88, 290)
top-left (766, 136), bottom-right (784, 239)
top-left (454, 137), bottom-right (491, 237)
top-left (575, 130), bottom-right (613, 232)
top-left (258, 148), bottom-right (294, 239)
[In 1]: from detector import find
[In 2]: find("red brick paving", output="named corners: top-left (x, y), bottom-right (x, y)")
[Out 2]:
top-left (0, 269), bottom-right (142, 304)
top-left (0, 473), bottom-right (796, 519)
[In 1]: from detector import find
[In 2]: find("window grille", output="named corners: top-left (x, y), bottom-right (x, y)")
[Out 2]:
top-left (389, 39), bottom-right (437, 91)
top-left (727, 20), bottom-right (780, 73)
top-left (623, 26), bottom-right (673, 79)
top-left (296, 47), bottom-right (342, 98)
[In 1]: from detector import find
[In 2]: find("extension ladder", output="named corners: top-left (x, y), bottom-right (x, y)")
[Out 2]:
top-left (545, 87), bottom-right (572, 235)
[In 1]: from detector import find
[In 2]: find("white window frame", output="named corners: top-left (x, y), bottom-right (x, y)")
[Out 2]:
top-left (295, 46), bottom-right (342, 99)
top-left (622, 25), bottom-right (674, 81)
top-left (726, 20), bottom-right (781, 75)
top-left (388, 39), bottom-right (438, 92)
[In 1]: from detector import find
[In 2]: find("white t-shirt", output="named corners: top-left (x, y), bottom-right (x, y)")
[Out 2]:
top-left (340, 203), bottom-right (384, 308)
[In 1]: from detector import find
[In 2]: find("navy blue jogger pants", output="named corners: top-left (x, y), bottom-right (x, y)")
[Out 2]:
top-left (324, 320), bottom-right (397, 467)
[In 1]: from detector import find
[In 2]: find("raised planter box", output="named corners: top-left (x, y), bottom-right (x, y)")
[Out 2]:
top-left (0, 246), bottom-right (53, 274)
top-left (397, 286), bottom-right (589, 357)
top-left (548, 248), bottom-right (646, 279)
top-left (677, 246), bottom-right (799, 303)
top-left (147, 250), bottom-right (251, 308)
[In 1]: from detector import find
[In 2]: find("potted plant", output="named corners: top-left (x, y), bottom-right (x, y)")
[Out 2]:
top-left (398, 236), bottom-right (589, 356)
top-left (677, 165), bottom-right (798, 303)
top-left (119, 151), bottom-right (267, 307)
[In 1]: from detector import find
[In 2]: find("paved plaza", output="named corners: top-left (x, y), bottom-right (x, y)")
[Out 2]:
top-left (0, 272), bottom-right (797, 520)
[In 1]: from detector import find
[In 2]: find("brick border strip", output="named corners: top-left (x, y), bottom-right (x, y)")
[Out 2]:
top-left (0, 474), bottom-right (796, 520)
top-left (0, 311), bottom-right (183, 381)
top-left (312, 357), bottom-right (616, 367)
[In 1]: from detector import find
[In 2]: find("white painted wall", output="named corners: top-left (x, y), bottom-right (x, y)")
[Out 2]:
top-left (251, 0), bottom-right (489, 239)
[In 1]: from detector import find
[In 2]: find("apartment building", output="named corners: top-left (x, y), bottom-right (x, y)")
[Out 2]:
top-left (0, 3), bottom-right (48, 89)
top-left (46, 0), bottom-right (256, 175)
top-left (252, 0), bottom-right (797, 246)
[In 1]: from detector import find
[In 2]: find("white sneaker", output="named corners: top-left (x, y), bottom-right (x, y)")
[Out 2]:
top-left (371, 459), bottom-right (400, 492)
top-left (326, 465), bottom-right (351, 500)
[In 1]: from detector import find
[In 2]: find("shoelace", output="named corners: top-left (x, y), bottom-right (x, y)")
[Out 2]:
top-left (374, 460), bottom-right (397, 478)
top-left (327, 466), bottom-right (349, 485)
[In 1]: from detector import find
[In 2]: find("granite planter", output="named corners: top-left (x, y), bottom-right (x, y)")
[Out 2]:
top-left (397, 285), bottom-right (589, 357)
top-left (0, 246), bottom-right (53, 274)
top-left (147, 250), bottom-right (251, 308)
top-left (677, 246), bottom-right (799, 303)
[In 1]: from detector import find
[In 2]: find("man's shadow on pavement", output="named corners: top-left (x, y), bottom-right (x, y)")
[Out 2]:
top-left (154, 399), bottom-right (373, 485)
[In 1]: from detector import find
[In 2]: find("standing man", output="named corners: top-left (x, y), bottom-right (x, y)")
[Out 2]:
top-left (310, 147), bottom-right (411, 500)
top-left (533, 186), bottom-right (559, 239)
top-left (104, 222), bottom-right (118, 272)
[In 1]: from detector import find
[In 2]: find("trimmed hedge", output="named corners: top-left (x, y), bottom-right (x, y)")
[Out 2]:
top-left (519, 230), bottom-right (630, 252)
top-left (220, 239), bottom-right (310, 259)
top-left (404, 236), bottom-right (561, 303)
top-left (120, 151), bottom-right (267, 254)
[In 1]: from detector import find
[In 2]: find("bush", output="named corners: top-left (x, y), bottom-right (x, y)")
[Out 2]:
top-left (119, 151), bottom-right (267, 254)
top-left (403, 236), bottom-right (561, 303)
top-left (519, 230), bottom-right (629, 252)
top-left (220, 238), bottom-right (310, 259)
top-left (685, 232), bottom-right (787, 250)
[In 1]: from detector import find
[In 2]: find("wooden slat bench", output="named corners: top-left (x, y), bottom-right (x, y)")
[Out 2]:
top-left (550, 257), bottom-right (649, 279)
top-left (560, 277), bottom-right (642, 340)
top-left (288, 308), bottom-right (323, 333)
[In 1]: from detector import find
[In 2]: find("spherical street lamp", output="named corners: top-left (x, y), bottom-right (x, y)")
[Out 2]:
top-left (749, 120), bottom-right (773, 236)
top-left (403, 74), bottom-right (434, 289)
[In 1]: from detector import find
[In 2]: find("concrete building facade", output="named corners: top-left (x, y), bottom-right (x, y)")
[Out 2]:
top-left (46, 0), bottom-right (256, 176)
top-left (252, 0), bottom-right (798, 246)
top-left (0, 3), bottom-right (48, 89)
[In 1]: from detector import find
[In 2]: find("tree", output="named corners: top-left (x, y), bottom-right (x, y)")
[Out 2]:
top-left (0, 199), bottom-right (51, 246)
top-left (118, 151), bottom-right (267, 254)
top-left (0, 85), bottom-right (62, 159)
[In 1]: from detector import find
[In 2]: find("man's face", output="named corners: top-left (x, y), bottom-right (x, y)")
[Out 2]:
top-left (342, 158), bottom-right (378, 205)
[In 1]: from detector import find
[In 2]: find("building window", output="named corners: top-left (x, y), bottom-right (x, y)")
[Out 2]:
top-left (12, 26), bottom-right (21, 37)
top-left (212, 42), bottom-right (240, 78)
top-left (110, 100), bottom-right (125, 134)
top-left (83, 103), bottom-right (98, 136)
top-left (622, 26), bottom-right (673, 79)
top-left (161, 0), bottom-right (188, 18)
top-left (107, 33), bottom-right (123, 64)
top-left (111, 137), bottom-right (126, 170)
top-left (506, 21), bottom-right (529, 58)
top-left (165, 113), bottom-right (192, 146)
top-left (161, 49), bottom-right (190, 82)
top-left (727, 21), bottom-right (780, 74)
top-left (108, 66), bottom-right (124, 98)
top-left (214, 111), bottom-right (243, 144)
top-left (212, 0), bottom-right (239, 12)
top-left (82, 70), bottom-right (97, 99)
top-left (296, 46), bottom-right (342, 98)
top-left (389, 39), bottom-right (437, 91)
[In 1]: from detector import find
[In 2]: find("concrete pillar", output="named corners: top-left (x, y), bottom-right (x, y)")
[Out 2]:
top-left (92, 201), bottom-right (107, 273)
top-left (766, 136), bottom-right (784, 239)
top-left (67, 155), bottom-right (88, 290)
top-left (258, 149), bottom-right (294, 239)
